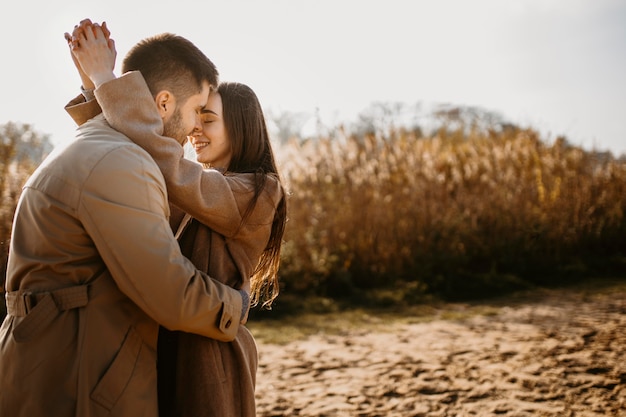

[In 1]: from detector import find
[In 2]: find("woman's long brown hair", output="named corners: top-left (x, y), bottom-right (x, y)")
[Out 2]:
top-left (219, 82), bottom-right (287, 308)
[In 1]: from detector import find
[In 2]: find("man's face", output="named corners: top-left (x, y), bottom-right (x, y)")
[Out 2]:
top-left (163, 81), bottom-right (211, 145)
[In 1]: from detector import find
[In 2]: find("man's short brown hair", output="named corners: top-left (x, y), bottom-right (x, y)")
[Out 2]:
top-left (122, 33), bottom-right (218, 102)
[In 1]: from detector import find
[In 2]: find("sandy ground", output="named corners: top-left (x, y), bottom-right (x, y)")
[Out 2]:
top-left (253, 283), bottom-right (626, 416)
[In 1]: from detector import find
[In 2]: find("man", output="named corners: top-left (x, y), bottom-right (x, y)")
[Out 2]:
top-left (67, 21), bottom-right (286, 417)
top-left (0, 21), bottom-right (249, 417)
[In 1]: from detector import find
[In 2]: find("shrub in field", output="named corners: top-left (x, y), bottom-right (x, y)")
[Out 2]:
top-left (277, 125), bottom-right (626, 301)
top-left (1, 122), bottom-right (51, 318)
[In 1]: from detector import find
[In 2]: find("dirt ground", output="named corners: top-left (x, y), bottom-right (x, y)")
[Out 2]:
top-left (253, 281), bottom-right (626, 416)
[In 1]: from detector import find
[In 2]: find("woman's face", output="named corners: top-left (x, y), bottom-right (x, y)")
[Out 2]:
top-left (190, 91), bottom-right (232, 169)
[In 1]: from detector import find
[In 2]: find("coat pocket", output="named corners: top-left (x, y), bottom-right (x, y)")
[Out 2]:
top-left (90, 326), bottom-right (143, 411)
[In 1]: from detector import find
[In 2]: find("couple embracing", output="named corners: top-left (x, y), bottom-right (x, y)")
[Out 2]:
top-left (0, 19), bottom-right (286, 417)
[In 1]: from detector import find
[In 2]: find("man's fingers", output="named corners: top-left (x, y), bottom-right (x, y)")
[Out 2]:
top-left (79, 19), bottom-right (93, 33)
top-left (71, 25), bottom-right (84, 38)
top-left (79, 19), bottom-right (104, 42)
top-left (108, 38), bottom-right (116, 54)
top-left (101, 21), bottom-right (111, 39)
top-left (71, 24), bottom-right (88, 45)
top-left (65, 31), bottom-right (80, 50)
top-left (81, 22), bottom-right (95, 42)
top-left (84, 22), bottom-right (107, 43)
top-left (68, 18), bottom-right (111, 54)
top-left (70, 19), bottom-right (108, 42)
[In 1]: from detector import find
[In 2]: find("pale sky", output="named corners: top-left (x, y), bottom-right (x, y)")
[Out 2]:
top-left (1, 0), bottom-right (625, 156)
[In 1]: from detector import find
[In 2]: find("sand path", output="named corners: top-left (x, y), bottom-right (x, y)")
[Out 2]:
top-left (253, 283), bottom-right (626, 416)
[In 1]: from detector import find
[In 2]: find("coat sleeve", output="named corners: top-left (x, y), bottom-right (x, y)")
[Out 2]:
top-left (94, 72), bottom-right (247, 238)
top-left (65, 94), bottom-right (103, 126)
top-left (79, 143), bottom-right (243, 340)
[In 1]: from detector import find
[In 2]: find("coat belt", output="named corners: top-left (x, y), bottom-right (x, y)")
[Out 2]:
top-left (5, 285), bottom-right (90, 317)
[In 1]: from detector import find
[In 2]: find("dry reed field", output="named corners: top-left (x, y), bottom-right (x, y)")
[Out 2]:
top-left (2, 122), bottom-right (626, 303)
top-left (276, 126), bottom-right (626, 301)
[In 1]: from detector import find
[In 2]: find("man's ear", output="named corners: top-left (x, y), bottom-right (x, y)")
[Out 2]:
top-left (155, 90), bottom-right (175, 119)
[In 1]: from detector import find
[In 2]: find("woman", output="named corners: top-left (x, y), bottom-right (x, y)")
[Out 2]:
top-left (65, 21), bottom-right (287, 417)
top-left (159, 81), bottom-right (287, 417)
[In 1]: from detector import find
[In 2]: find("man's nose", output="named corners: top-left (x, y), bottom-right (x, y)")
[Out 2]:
top-left (192, 115), bottom-right (203, 135)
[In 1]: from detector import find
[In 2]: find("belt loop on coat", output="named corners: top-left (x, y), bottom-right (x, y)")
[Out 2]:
top-left (4, 267), bottom-right (108, 317)
top-left (5, 285), bottom-right (90, 317)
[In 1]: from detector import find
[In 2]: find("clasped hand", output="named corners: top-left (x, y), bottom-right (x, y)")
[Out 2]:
top-left (65, 19), bottom-right (117, 89)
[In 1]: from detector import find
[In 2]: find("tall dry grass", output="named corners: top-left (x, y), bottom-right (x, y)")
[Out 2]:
top-left (276, 125), bottom-right (626, 302)
top-left (1, 122), bottom-right (45, 319)
top-left (1, 123), bottom-right (625, 309)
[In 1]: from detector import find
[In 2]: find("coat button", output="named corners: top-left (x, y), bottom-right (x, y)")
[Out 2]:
top-left (225, 320), bottom-right (232, 329)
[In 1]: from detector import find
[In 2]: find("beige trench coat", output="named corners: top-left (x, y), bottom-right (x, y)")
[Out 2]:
top-left (67, 72), bottom-right (283, 417)
top-left (0, 109), bottom-right (245, 415)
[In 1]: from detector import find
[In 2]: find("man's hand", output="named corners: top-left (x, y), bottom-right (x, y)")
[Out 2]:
top-left (65, 22), bottom-right (95, 91)
top-left (65, 19), bottom-right (117, 88)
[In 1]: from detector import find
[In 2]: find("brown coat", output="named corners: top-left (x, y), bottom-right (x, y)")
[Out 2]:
top-left (68, 72), bottom-right (283, 417)
top-left (161, 211), bottom-right (259, 417)
top-left (0, 112), bottom-right (244, 416)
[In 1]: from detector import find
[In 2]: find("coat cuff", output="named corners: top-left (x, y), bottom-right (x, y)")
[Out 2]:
top-left (219, 290), bottom-right (246, 335)
top-left (65, 94), bottom-right (103, 126)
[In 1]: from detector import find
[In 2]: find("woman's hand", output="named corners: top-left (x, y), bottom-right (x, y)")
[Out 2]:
top-left (65, 19), bottom-right (117, 88)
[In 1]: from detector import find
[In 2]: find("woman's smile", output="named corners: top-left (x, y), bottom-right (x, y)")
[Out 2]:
top-left (192, 139), bottom-right (209, 153)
